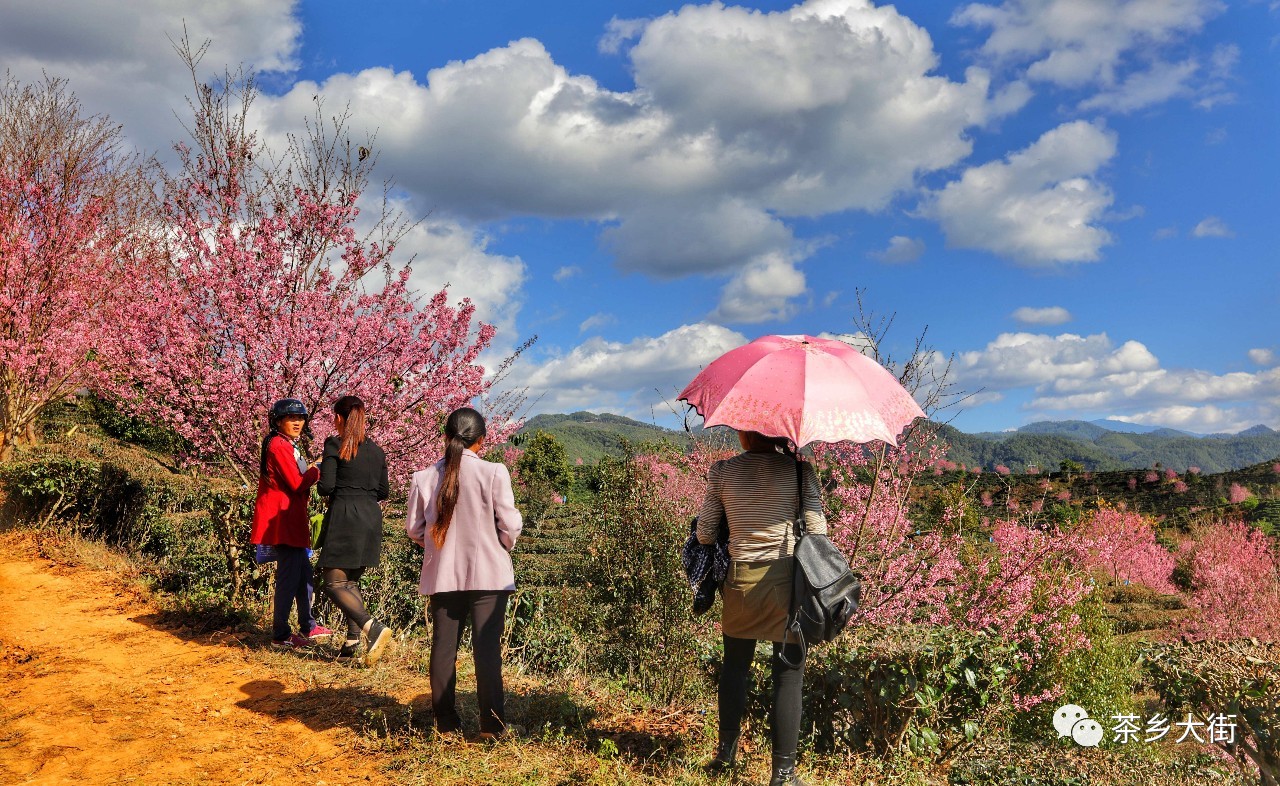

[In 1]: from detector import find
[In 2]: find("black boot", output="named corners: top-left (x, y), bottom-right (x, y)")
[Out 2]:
top-left (704, 737), bottom-right (738, 774)
top-left (768, 754), bottom-right (809, 786)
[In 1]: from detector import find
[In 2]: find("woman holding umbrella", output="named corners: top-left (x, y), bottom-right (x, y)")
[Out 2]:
top-left (696, 430), bottom-right (825, 786)
top-left (682, 334), bottom-right (925, 786)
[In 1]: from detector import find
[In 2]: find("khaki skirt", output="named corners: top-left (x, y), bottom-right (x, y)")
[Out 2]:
top-left (721, 558), bottom-right (793, 642)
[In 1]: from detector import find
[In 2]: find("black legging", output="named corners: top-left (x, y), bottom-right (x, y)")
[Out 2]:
top-left (719, 635), bottom-right (805, 759)
top-left (320, 567), bottom-right (371, 638)
top-left (429, 591), bottom-right (509, 734)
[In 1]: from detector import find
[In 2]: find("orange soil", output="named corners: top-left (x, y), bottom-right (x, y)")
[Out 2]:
top-left (0, 534), bottom-right (386, 785)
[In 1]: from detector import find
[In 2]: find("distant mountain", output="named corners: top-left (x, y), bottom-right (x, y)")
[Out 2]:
top-left (1088, 418), bottom-right (1196, 436)
top-left (515, 411), bottom-right (691, 463)
top-left (942, 420), bottom-right (1280, 474)
top-left (515, 412), bottom-right (1280, 473)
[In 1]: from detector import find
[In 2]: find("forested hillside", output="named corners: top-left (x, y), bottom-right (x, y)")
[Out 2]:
top-left (517, 413), bottom-right (1280, 472)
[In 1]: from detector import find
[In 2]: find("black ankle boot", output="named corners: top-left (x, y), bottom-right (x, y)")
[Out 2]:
top-left (704, 737), bottom-right (738, 773)
top-left (768, 754), bottom-right (809, 786)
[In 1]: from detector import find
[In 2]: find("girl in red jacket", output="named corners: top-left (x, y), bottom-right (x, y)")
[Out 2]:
top-left (251, 398), bottom-right (333, 648)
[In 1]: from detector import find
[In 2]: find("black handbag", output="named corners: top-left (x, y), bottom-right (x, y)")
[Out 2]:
top-left (781, 458), bottom-right (861, 667)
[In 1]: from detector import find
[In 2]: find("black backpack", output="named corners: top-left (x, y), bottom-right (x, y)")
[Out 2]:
top-left (781, 459), bottom-right (861, 667)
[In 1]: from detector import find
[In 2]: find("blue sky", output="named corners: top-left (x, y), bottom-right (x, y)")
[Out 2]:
top-left (3, 0), bottom-right (1276, 433)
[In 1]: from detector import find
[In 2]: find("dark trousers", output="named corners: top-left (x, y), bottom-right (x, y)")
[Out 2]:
top-left (429, 590), bottom-right (510, 734)
top-left (719, 635), bottom-right (805, 760)
top-left (272, 545), bottom-right (316, 640)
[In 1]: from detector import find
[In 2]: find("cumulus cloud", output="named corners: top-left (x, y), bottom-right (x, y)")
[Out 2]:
top-left (1249, 348), bottom-right (1277, 368)
top-left (920, 120), bottom-right (1116, 264)
top-left (0, 0), bottom-right (300, 157)
top-left (869, 236), bottom-right (926, 264)
top-left (710, 254), bottom-right (808, 324)
top-left (1111, 404), bottom-right (1272, 435)
top-left (953, 0), bottom-right (1224, 111)
top-left (1012, 306), bottom-right (1072, 325)
top-left (954, 331), bottom-right (1280, 431)
top-left (522, 322), bottom-right (747, 414)
top-left (248, 0), bottom-right (1010, 285)
top-left (553, 266), bottom-right (582, 282)
top-left (387, 215), bottom-right (527, 341)
top-left (1193, 216), bottom-right (1234, 237)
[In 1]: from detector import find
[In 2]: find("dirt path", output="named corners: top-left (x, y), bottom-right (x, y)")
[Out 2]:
top-left (0, 534), bottom-right (387, 785)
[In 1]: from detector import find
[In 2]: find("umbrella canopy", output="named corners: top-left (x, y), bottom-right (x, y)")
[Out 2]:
top-left (678, 334), bottom-right (925, 447)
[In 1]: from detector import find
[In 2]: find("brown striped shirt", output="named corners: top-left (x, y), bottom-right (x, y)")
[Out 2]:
top-left (696, 451), bottom-right (827, 562)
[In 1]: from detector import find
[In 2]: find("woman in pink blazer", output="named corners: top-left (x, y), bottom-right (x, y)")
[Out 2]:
top-left (406, 407), bottom-right (522, 738)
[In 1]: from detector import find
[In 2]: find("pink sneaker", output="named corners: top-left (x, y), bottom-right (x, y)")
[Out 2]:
top-left (271, 633), bottom-right (313, 649)
top-left (305, 624), bottom-right (335, 641)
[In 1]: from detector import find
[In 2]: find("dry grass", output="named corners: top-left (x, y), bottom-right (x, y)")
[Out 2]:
top-left (10, 524), bottom-right (1255, 786)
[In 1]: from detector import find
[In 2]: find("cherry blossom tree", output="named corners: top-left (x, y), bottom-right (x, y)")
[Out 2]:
top-left (1079, 508), bottom-right (1176, 593)
top-left (1180, 519), bottom-right (1280, 640)
top-left (0, 74), bottom-right (155, 460)
top-left (110, 45), bottom-right (523, 484)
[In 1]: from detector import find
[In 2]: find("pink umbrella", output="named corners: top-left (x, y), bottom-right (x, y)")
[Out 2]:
top-left (678, 334), bottom-right (925, 447)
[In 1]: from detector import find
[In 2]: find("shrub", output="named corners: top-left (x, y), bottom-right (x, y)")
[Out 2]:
top-left (1011, 593), bottom-right (1140, 744)
top-left (1145, 640), bottom-right (1280, 786)
top-left (767, 625), bottom-right (1019, 759)
top-left (1179, 519), bottom-right (1280, 640)
top-left (569, 447), bottom-right (709, 703)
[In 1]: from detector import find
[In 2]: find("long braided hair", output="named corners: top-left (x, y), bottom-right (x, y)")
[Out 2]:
top-left (432, 407), bottom-right (487, 548)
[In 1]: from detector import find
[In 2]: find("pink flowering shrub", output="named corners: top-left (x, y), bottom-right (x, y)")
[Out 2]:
top-left (816, 433), bottom-right (1094, 710)
top-left (1079, 509), bottom-right (1176, 593)
top-left (1228, 483), bottom-right (1254, 504)
top-left (1128, 477), bottom-right (1138, 490)
top-left (1180, 520), bottom-right (1280, 640)
top-left (1188, 466), bottom-right (1202, 475)
top-left (1164, 468), bottom-right (1179, 481)
top-left (1145, 471), bottom-right (1160, 484)
top-left (818, 439), bottom-right (964, 626)
top-left (995, 465), bottom-right (1011, 476)
top-left (953, 520), bottom-right (1091, 708)
top-left (1172, 480), bottom-right (1189, 493)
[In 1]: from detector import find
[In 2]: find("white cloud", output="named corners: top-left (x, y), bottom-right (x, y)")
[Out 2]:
top-left (1011, 306), bottom-right (1072, 325)
top-left (954, 331), bottom-right (1280, 431)
top-left (390, 215), bottom-right (527, 340)
top-left (710, 254), bottom-right (808, 324)
top-left (553, 266), bottom-right (582, 282)
top-left (1153, 225), bottom-right (1179, 240)
top-left (869, 236), bottom-right (925, 264)
top-left (953, 0), bottom-right (1224, 107)
top-left (1078, 59), bottom-right (1198, 113)
top-left (955, 332), bottom-right (1158, 389)
top-left (1113, 404), bottom-right (1273, 435)
top-left (1249, 348), bottom-right (1277, 368)
top-left (1193, 216), bottom-right (1234, 238)
top-left (0, 0), bottom-right (300, 158)
top-left (522, 322), bottom-right (748, 415)
top-left (920, 120), bottom-right (1116, 265)
top-left (599, 17), bottom-right (647, 54)
top-left (579, 313), bottom-right (617, 333)
top-left (247, 0), bottom-right (1008, 282)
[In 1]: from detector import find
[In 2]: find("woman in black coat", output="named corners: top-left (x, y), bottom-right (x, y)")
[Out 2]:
top-left (316, 395), bottom-right (394, 665)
